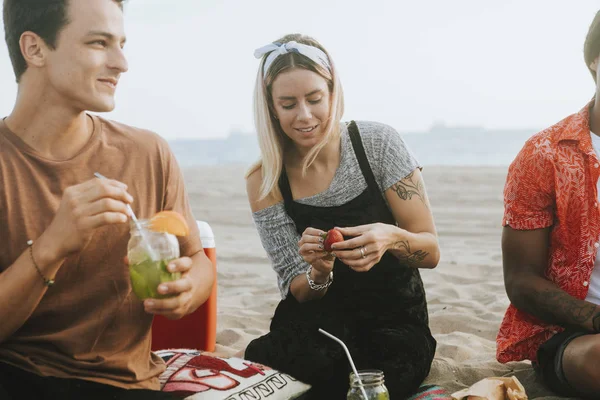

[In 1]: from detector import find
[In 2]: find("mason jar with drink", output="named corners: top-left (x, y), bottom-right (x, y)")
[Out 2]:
top-left (127, 211), bottom-right (189, 300)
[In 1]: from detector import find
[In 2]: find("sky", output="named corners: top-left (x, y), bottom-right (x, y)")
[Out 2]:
top-left (0, 0), bottom-right (599, 139)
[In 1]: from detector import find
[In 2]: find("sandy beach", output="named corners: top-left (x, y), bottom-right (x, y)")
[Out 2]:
top-left (183, 164), bottom-right (575, 400)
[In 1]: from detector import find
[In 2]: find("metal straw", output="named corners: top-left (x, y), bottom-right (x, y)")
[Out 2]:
top-left (318, 328), bottom-right (369, 400)
top-left (93, 172), bottom-right (158, 261)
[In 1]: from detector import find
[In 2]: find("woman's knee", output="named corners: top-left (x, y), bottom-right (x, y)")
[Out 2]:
top-left (368, 326), bottom-right (434, 362)
top-left (245, 330), bottom-right (345, 384)
top-left (362, 327), bottom-right (435, 396)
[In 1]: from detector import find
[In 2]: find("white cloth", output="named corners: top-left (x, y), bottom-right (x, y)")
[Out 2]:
top-left (585, 131), bottom-right (600, 305)
top-left (254, 41), bottom-right (331, 77)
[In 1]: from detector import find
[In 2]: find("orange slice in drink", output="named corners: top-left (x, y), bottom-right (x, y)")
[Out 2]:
top-left (149, 211), bottom-right (190, 236)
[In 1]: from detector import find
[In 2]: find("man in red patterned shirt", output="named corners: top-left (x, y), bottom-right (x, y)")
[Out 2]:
top-left (498, 10), bottom-right (600, 398)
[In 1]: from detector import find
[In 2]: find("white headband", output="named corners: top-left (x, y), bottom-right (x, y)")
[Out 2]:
top-left (253, 41), bottom-right (331, 77)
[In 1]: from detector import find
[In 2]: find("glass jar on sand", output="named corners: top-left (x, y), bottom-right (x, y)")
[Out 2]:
top-left (347, 370), bottom-right (390, 400)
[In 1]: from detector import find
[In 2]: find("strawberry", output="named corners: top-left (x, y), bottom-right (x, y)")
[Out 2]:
top-left (321, 228), bottom-right (344, 252)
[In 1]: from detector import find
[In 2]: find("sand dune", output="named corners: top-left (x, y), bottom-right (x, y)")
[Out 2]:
top-left (183, 165), bottom-right (577, 400)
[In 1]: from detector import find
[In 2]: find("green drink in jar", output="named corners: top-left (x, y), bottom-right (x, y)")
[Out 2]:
top-left (347, 370), bottom-right (389, 400)
top-left (127, 211), bottom-right (189, 300)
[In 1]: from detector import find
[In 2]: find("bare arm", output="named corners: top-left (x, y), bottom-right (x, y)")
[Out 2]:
top-left (503, 226), bottom-right (600, 332)
top-left (0, 178), bottom-right (133, 343)
top-left (246, 169), bottom-right (330, 303)
top-left (288, 266), bottom-right (330, 303)
top-left (385, 169), bottom-right (440, 269)
top-left (321, 169), bottom-right (440, 272)
top-left (0, 233), bottom-right (65, 343)
top-left (187, 251), bottom-right (215, 310)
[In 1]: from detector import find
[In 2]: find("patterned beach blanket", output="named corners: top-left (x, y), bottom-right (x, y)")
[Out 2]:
top-left (157, 349), bottom-right (451, 399)
top-left (408, 384), bottom-right (452, 400)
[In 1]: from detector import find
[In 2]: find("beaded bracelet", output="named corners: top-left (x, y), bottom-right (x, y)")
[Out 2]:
top-left (26, 240), bottom-right (55, 287)
top-left (306, 265), bottom-right (333, 291)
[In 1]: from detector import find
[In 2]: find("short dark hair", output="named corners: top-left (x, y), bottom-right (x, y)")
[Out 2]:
top-left (3, 0), bottom-right (125, 82)
top-left (584, 10), bottom-right (600, 81)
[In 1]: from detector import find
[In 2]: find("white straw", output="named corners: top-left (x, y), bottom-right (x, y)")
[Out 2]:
top-left (318, 328), bottom-right (369, 400)
top-left (93, 172), bottom-right (158, 261)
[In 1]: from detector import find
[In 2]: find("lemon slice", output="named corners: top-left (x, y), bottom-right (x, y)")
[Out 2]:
top-left (149, 211), bottom-right (190, 236)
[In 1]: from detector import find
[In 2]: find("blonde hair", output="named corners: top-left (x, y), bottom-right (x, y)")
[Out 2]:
top-left (246, 34), bottom-right (345, 201)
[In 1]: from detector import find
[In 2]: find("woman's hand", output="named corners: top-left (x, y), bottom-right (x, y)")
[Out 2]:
top-left (332, 223), bottom-right (399, 272)
top-left (298, 227), bottom-right (334, 281)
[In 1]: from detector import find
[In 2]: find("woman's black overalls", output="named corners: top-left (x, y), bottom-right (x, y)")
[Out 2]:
top-left (246, 122), bottom-right (436, 399)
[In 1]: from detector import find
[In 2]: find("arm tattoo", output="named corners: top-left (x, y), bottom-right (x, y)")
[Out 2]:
top-left (527, 288), bottom-right (596, 328)
top-left (393, 240), bottom-right (429, 268)
top-left (391, 171), bottom-right (430, 209)
top-left (593, 313), bottom-right (600, 332)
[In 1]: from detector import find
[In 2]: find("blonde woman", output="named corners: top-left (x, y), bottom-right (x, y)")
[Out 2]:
top-left (245, 34), bottom-right (440, 399)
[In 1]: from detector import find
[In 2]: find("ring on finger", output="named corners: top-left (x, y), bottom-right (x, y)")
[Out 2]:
top-left (360, 246), bottom-right (367, 259)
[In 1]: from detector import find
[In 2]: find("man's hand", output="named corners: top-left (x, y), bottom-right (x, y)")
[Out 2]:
top-left (143, 256), bottom-right (200, 320)
top-left (0, 177), bottom-right (133, 343)
top-left (41, 177), bottom-right (133, 263)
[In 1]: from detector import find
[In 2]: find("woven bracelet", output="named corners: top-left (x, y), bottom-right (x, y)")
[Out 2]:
top-left (27, 240), bottom-right (55, 287)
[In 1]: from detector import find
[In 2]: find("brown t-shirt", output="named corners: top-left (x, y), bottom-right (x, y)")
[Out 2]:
top-left (0, 115), bottom-right (202, 389)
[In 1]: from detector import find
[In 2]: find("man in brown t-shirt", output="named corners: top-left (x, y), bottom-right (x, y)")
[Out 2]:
top-left (0, 0), bottom-right (214, 399)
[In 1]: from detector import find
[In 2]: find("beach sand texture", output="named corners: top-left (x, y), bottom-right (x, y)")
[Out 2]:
top-left (184, 165), bottom-right (577, 400)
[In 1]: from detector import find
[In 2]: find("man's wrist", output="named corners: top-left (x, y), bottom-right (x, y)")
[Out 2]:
top-left (34, 233), bottom-right (64, 270)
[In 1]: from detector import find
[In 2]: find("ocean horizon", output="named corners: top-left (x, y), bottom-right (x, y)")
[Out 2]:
top-left (169, 126), bottom-right (538, 169)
